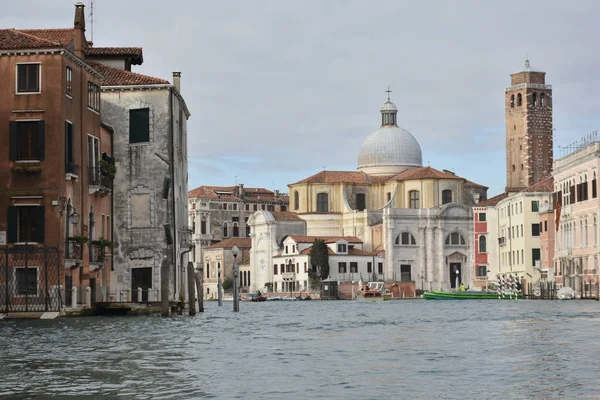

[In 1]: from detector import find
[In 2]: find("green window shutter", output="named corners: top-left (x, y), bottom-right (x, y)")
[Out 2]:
top-left (37, 120), bottom-right (45, 161)
top-left (129, 108), bottom-right (150, 143)
top-left (35, 206), bottom-right (45, 243)
top-left (7, 206), bottom-right (17, 243)
top-left (9, 121), bottom-right (18, 161)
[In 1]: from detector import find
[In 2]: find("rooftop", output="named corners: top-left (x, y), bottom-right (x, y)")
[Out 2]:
top-left (89, 61), bottom-right (169, 86)
top-left (207, 238), bottom-right (252, 249)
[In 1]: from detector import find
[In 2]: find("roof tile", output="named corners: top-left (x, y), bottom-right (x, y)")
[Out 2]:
top-left (88, 61), bottom-right (169, 86)
top-left (86, 47), bottom-right (143, 64)
top-left (0, 29), bottom-right (62, 50)
top-left (287, 235), bottom-right (363, 244)
top-left (207, 238), bottom-right (252, 249)
top-left (387, 166), bottom-right (464, 182)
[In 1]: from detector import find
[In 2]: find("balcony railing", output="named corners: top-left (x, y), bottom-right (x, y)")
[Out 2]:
top-left (282, 272), bottom-right (295, 280)
top-left (66, 239), bottom-right (83, 260)
top-left (89, 166), bottom-right (113, 190)
top-left (65, 162), bottom-right (79, 176)
top-left (89, 243), bottom-right (105, 264)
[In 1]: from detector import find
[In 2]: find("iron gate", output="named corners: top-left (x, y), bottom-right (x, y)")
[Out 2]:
top-left (0, 246), bottom-right (62, 313)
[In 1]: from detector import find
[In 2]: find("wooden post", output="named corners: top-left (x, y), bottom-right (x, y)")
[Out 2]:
top-left (187, 261), bottom-right (196, 316)
top-left (195, 268), bottom-right (204, 312)
top-left (160, 257), bottom-right (170, 317)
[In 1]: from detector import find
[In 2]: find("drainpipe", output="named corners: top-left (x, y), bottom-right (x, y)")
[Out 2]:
top-left (180, 247), bottom-right (191, 298)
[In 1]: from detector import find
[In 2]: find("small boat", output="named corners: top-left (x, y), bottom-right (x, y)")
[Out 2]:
top-left (266, 296), bottom-right (282, 301)
top-left (424, 290), bottom-right (523, 300)
top-left (296, 295), bottom-right (312, 301)
top-left (357, 282), bottom-right (393, 301)
top-left (243, 293), bottom-right (267, 302)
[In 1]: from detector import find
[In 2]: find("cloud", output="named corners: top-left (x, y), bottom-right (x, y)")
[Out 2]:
top-left (4, 0), bottom-right (600, 197)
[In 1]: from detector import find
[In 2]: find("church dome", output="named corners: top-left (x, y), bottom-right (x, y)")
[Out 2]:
top-left (357, 95), bottom-right (422, 175)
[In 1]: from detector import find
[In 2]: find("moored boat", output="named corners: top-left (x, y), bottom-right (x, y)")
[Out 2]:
top-left (357, 282), bottom-right (393, 301)
top-left (423, 291), bottom-right (523, 300)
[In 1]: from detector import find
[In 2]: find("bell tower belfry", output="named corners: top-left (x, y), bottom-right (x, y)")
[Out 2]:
top-left (505, 60), bottom-right (553, 192)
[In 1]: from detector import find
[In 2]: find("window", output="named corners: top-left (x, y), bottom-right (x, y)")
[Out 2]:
top-left (206, 263), bottom-right (210, 279)
top-left (544, 220), bottom-right (548, 232)
top-left (246, 225), bottom-right (251, 236)
top-left (261, 205), bottom-right (266, 210)
top-left (400, 265), bottom-right (411, 282)
top-left (87, 134), bottom-right (100, 168)
top-left (532, 248), bottom-right (541, 267)
top-left (292, 245), bottom-right (295, 253)
top-left (317, 193), bottom-right (328, 212)
top-left (65, 122), bottom-right (75, 171)
top-left (245, 204), bottom-right (250, 211)
top-left (476, 265), bottom-right (487, 277)
top-left (445, 232), bottom-right (466, 246)
top-left (356, 193), bottom-right (366, 211)
top-left (442, 190), bottom-right (452, 205)
top-left (253, 204), bottom-right (257, 211)
top-left (66, 66), bottom-right (72, 97)
top-left (129, 108), bottom-right (150, 143)
top-left (233, 224), bottom-right (239, 237)
top-left (17, 63), bottom-right (40, 93)
top-left (540, 93), bottom-right (545, 107)
top-left (273, 264), bottom-right (278, 275)
top-left (281, 206), bottom-right (287, 212)
top-left (517, 93), bottom-right (522, 106)
top-left (87, 81), bottom-right (100, 112)
top-left (338, 262), bottom-right (347, 274)
top-left (479, 236), bottom-right (487, 253)
top-left (532, 92), bottom-right (537, 107)
top-left (285, 246), bottom-right (289, 254)
top-left (396, 232), bottom-right (416, 245)
top-left (337, 244), bottom-right (347, 253)
top-left (387, 192), bottom-right (391, 202)
top-left (304, 262), bottom-right (307, 273)
top-left (7, 206), bottom-right (44, 243)
top-left (200, 218), bottom-right (206, 234)
top-left (510, 94), bottom-right (515, 107)
top-left (531, 201), bottom-right (539, 212)
top-left (350, 262), bottom-right (358, 273)
top-left (367, 262), bottom-right (372, 273)
top-left (409, 190), bottom-right (420, 209)
top-left (479, 213), bottom-right (486, 222)
top-left (294, 191), bottom-right (299, 210)
top-left (593, 174), bottom-right (598, 199)
top-left (9, 120), bottom-right (44, 161)
top-left (378, 263), bottom-right (383, 274)
top-left (233, 204), bottom-right (238, 211)
top-left (16, 267), bottom-right (38, 296)
top-left (223, 224), bottom-right (228, 237)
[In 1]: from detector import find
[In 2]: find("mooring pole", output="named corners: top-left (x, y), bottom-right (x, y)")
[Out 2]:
top-left (160, 255), bottom-right (170, 316)
top-left (187, 261), bottom-right (196, 316)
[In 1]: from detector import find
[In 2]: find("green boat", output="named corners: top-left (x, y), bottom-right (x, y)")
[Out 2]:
top-left (423, 291), bottom-right (523, 300)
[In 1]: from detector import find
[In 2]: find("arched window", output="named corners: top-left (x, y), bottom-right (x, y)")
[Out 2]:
top-left (532, 92), bottom-right (537, 107)
top-left (540, 93), bottom-right (545, 107)
top-left (294, 191), bottom-right (299, 210)
top-left (445, 232), bottom-right (466, 246)
top-left (479, 236), bottom-right (487, 253)
top-left (233, 224), bottom-right (239, 237)
top-left (223, 224), bottom-right (228, 237)
top-left (512, 165), bottom-right (516, 172)
top-left (521, 164), bottom-right (524, 170)
top-left (442, 190), bottom-right (452, 205)
top-left (317, 193), bottom-right (328, 212)
top-left (409, 190), bottom-right (420, 209)
top-left (510, 94), bottom-right (515, 107)
top-left (201, 217), bottom-right (207, 234)
top-left (395, 232), bottom-right (416, 245)
top-left (356, 193), bottom-right (366, 211)
top-left (206, 263), bottom-right (210, 279)
top-left (517, 93), bottom-right (522, 106)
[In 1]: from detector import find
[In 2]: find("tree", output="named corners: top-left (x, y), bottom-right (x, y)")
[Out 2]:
top-left (310, 239), bottom-right (330, 281)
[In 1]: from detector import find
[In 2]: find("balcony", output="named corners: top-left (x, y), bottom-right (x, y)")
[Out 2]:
top-left (65, 238), bottom-right (83, 268)
top-left (65, 162), bottom-right (79, 179)
top-left (89, 242), bottom-right (105, 265)
top-left (282, 272), bottom-right (295, 280)
top-left (498, 237), bottom-right (506, 246)
top-left (89, 166), bottom-right (113, 195)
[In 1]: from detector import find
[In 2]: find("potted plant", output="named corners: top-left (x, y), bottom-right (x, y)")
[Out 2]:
top-left (91, 237), bottom-right (113, 249)
top-left (68, 235), bottom-right (88, 244)
top-left (99, 159), bottom-right (117, 178)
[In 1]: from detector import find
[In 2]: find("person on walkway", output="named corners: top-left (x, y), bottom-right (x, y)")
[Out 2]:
top-left (459, 283), bottom-right (466, 292)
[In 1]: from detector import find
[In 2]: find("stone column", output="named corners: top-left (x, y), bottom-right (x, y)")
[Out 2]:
top-left (437, 227), bottom-right (445, 290)
top-left (419, 227), bottom-right (426, 288)
top-left (426, 226), bottom-right (434, 290)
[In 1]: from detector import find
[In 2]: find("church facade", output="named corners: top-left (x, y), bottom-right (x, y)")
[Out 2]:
top-left (249, 96), bottom-right (487, 292)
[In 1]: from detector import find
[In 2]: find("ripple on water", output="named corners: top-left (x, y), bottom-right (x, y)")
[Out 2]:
top-left (1, 300), bottom-right (600, 399)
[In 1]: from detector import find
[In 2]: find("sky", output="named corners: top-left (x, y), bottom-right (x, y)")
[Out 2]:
top-left (4, 0), bottom-right (600, 196)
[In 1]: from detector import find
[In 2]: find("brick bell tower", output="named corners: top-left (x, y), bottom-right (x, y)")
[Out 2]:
top-left (505, 60), bottom-right (553, 192)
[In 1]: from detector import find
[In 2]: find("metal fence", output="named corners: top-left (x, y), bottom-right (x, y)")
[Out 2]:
top-left (0, 246), bottom-right (62, 313)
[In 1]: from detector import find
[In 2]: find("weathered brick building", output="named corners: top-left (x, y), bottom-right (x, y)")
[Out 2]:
top-left (0, 3), bottom-right (114, 311)
top-left (505, 60), bottom-right (553, 192)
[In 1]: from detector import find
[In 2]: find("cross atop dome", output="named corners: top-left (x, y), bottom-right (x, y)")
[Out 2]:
top-left (386, 86), bottom-right (393, 101)
top-left (381, 87), bottom-right (398, 127)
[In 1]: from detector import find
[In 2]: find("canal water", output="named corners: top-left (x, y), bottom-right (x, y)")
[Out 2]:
top-left (1, 300), bottom-right (599, 399)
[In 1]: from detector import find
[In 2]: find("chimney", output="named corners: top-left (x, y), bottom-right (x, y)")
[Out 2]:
top-left (238, 184), bottom-right (244, 200)
top-left (172, 72), bottom-right (181, 92)
top-left (274, 190), bottom-right (279, 200)
top-left (73, 2), bottom-right (86, 59)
